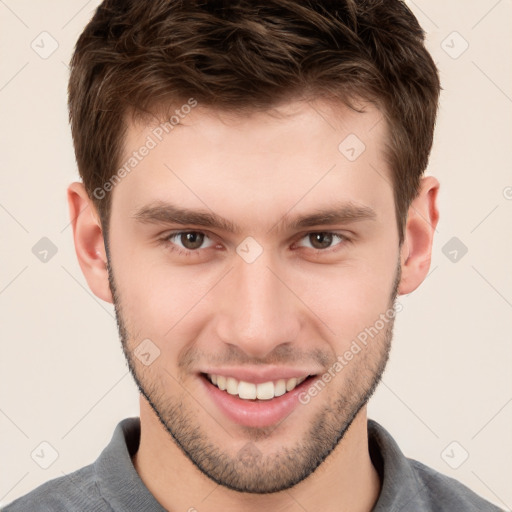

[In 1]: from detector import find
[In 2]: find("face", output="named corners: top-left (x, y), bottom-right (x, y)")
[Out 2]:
top-left (105, 99), bottom-right (401, 493)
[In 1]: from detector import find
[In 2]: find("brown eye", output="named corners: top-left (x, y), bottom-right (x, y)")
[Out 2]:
top-left (179, 232), bottom-right (205, 250)
top-left (309, 232), bottom-right (335, 249)
top-left (161, 230), bottom-right (217, 257)
top-left (296, 232), bottom-right (347, 252)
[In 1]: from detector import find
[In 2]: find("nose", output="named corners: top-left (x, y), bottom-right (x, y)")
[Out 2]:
top-left (214, 252), bottom-right (301, 360)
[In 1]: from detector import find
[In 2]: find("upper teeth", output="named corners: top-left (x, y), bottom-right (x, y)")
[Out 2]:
top-left (208, 374), bottom-right (307, 400)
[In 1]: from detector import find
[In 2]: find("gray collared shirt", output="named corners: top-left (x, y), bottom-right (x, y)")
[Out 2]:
top-left (2, 417), bottom-right (504, 511)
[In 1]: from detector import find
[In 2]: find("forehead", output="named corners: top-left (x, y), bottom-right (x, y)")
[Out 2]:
top-left (122, 97), bottom-right (388, 163)
top-left (111, 98), bottom-right (393, 233)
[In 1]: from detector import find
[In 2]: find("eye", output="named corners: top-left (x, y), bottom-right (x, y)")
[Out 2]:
top-left (159, 230), bottom-right (350, 258)
top-left (161, 231), bottom-right (217, 255)
top-left (295, 232), bottom-right (347, 252)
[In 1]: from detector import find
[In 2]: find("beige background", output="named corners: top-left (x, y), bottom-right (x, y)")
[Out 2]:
top-left (1, 0), bottom-right (511, 509)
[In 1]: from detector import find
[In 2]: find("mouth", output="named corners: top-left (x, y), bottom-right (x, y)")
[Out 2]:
top-left (199, 372), bottom-right (317, 428)
top-left (203, 373), bottom-right (312, 400)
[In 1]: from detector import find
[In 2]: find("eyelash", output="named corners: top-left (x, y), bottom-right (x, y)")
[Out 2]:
top-left (158, 230), bottom-right (351, 258)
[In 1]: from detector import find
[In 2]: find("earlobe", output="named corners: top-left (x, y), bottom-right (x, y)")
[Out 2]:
top-left (67, 182), bottom-right (113, 303)
top-left (398, 176), bottom-right (440, 295)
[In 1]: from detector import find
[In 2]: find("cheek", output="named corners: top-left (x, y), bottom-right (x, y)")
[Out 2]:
top-left (113, 252), bottom-right (221, 349)
top-left (295, 257), bottom-right (398, 342)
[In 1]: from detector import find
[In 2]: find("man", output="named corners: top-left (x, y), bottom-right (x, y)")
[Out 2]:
top-left (3, 0), bottom-right (503, 511)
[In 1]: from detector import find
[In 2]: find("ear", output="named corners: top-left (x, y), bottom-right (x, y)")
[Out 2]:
top-left (398, 176), bottom-right (440, 295)
top-left (67, 182), bottom-right (113, 303)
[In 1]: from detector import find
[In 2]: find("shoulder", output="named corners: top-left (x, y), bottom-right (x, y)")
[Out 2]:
top-left (2, 417), bottom-right (150, 512)
top-left (368, 419), bottom-right (504, 512)
top-left (1, 464), bottom-right (110, 512)
top-left (407, 457), bottom-right (504, 511)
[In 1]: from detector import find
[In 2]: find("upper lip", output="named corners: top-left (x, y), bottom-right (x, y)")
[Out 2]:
top-left (200, 366), bottom-right (319, 384)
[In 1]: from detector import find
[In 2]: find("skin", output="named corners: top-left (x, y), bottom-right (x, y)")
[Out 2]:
top-left (68, 98), bottom-right (439, 512)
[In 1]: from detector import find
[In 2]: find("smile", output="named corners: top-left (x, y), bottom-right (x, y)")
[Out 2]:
top-left (206, 373), bottom-right (309, 400)
top-left (200, 369), bottom-right (319, 427)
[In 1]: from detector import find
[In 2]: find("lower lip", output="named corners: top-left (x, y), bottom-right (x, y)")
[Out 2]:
top-left (200, 374), bottom-right (313, 428)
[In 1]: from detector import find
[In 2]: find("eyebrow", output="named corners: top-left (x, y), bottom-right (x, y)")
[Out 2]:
top-left (132, 200), bottom-right (377, 234)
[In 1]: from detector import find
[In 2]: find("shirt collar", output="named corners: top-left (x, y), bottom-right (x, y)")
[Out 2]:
top-left (368, 418), bottom-right (428, 510)
top-left (94, 417), bottom-right (167, 512)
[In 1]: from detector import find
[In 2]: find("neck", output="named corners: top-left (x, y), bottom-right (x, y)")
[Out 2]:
top-left (132, 398), bottom-right (381, 512)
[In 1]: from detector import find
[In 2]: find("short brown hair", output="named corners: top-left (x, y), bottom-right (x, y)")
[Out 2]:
top-left (68, 0), bottom-right (440, 244)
